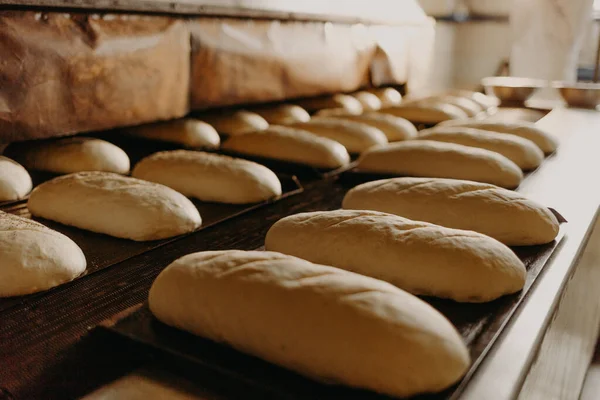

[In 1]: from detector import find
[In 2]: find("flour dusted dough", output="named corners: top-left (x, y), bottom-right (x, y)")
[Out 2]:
top-left (365, 87), bottom-right (402, 107)
top-left (149, 250), bottom-right (470, 397)
top-left (200, 111), bottom-right (269, 136)
top-left (419, 127), bottom-right (544, 170)
top-left (438, 120), bottom-right (558, 154)
top-left (356, 140), bottom-right (523, 189)
top-left (0, 212), bottom-right (86, 297)
top-left (343, 177), bottom-right (560, 246)
top-left (222, 126), bottom-right (350, 169)
top-left (252, 105), bottom-right (311, 125)
top-left (6, 137), bottom-right (130, 174)
top-left (296, 94), bottom-right (364, 114)
top-left (127, 119), bottom-right (220, 148)
top-left (330, 113), bottom-right (417, 142)
top-left (350, 91), bottom-right (383, 111)
top-left (291, 118), bottom-right (388, 153)
top-left (132, 150), bottom-right (282, 204)
top-left (266, 210), bottom-right (526, 302)
top-left (28, 172), bottom-right (201, 241)
top-left (379, 104), bottom-right (468, 124)
top-left (0, 156), bottom-right (32, 201)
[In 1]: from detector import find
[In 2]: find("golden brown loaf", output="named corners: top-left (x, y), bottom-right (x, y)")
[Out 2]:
top-left (149, 250), bottom-right (470, 397)
top-left (265, 210), bottom-right (526, 302)
top-left (356, 140), bottom-right (523, 189)
top-left (28, 172), bottom-right (201, 241)
top-left (343, 177), bottom-right (560, 245)
top-left (418, 126), bottom-right (544, 170)
top-left (132, 150), bottom-right (282, 204)
top-left (222, 126), bottom-right (350, 169)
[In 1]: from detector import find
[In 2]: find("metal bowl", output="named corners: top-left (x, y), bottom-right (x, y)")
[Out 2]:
top-left (554, 82), bottom-right (600, 109)
top-left (481, 77), bottom-right (545, 106)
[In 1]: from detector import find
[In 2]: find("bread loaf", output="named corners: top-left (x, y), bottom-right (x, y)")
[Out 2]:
top-left (265, 210), bottom-right (526, 302)
top-left (328, 113), bottom-right (417, 142)
top-left (291, 118), bottom-right (388, 153)
top-left (446, 90), bottom-right (498, 110)
top-left (252, 105), bottom-right (310, 125)
top-left (418, 127), bottom-right (544, 170)
top-left (365, 87), bottom-right (402, 107)
top-left (356, 140), bottom-right (523, 189)
top-left (149, 250), bottom-right (470, 397)
top-left (296, 94), bottom-right (363, 115)
top-left (350, 91), bottom-right (382, 111)
top-left (28, 172), bottom-right (201, 241)
top-left (200, 111), bottom-right (269, 136)
top-left (0, 156), bottom-right (32, 201)
top-left (6, 137), bottom-right (130, 174)
top-left (416, 96), bottom-right (483, 117)
top-left (343, 177), bottom-right (560, 245)
top-left (0, 211), bottom-right (86, 297)
top-left (438, 120), bottom-right (558, 154)
top-left (127, 119), bottom-right (220, 148)
top-left (132, 150), bottom-right (281, 204)
top-left (222, 126), bottom-right (350, 169)
top-left (378, 104), bottom-right (468, 124)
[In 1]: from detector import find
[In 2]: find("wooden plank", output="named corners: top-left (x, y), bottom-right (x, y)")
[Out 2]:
top-left (517, 218), bottom-right (600, 400)
top-left (461, 108), bottom-right (600, 400)
top-left (0, 0), bottom-right (428, 25)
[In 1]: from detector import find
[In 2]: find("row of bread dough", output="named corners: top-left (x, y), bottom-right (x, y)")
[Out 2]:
top-left (148, 172), bottom-right (561, 398)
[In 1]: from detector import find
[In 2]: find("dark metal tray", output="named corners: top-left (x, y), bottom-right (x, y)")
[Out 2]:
top-left (101, 227), bottom-right (566, 400)
top-left (0, 174), bottom-right (303, 312)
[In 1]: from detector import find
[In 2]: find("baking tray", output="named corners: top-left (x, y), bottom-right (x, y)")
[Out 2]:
top-left (0, 175), bottom-right (303, 312)
top-left (100, 226), bottom-right (566, 400)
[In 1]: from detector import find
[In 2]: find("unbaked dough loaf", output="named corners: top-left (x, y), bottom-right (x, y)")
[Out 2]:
top-left (365, 87), bottom-right (402, 107)
top-left (419, 127), bottom-right (544, 170)
top-left (0, 211), bottom-right (86, 297)
top-left (438, 120), bottom-right (558, 154)
top-left (252, 105), bottom-right (311, 125)
top-left (200, 111), bottom-right (269, 136)
top-left (330, 112), bottom-right (417, 142)
top-left (296, 94), bottom-right (364, 115)
top-left (149, 250), bottom-right (470, 397)
top-left (266, 210), bottom-right (526, 302)
top-left (291, 118), bottom-right (388, 153)
top-left (357, 140), bottom-right (523, 189)
top-left (222, 126), bottom-right (350, 169)
top-left (0, 156), bottom-right (32, 201)
top-left (379, 104), bottom-right (468, 124)
top-left (6, 137), bottom-right (130, 174)
top-left (127, 119), bottom-right (220, 148)
top-left (28, 172), bottom-right (201, 241)
top-left (350, 91), bottom-right (382, 111)
top-left (343, 177), bottom-right (560, 245)
top-left (132, 150), bottom-right (282, 204)
top-left (446, 89), bottom-right (498, 110)
top-left (417, 96), bottom-right (483, 117)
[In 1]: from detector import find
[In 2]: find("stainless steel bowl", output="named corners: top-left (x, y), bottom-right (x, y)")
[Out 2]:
top-left (554, 82), bottom-right (600, 109)
top-left (481, 77), bottom-right (545, 106)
